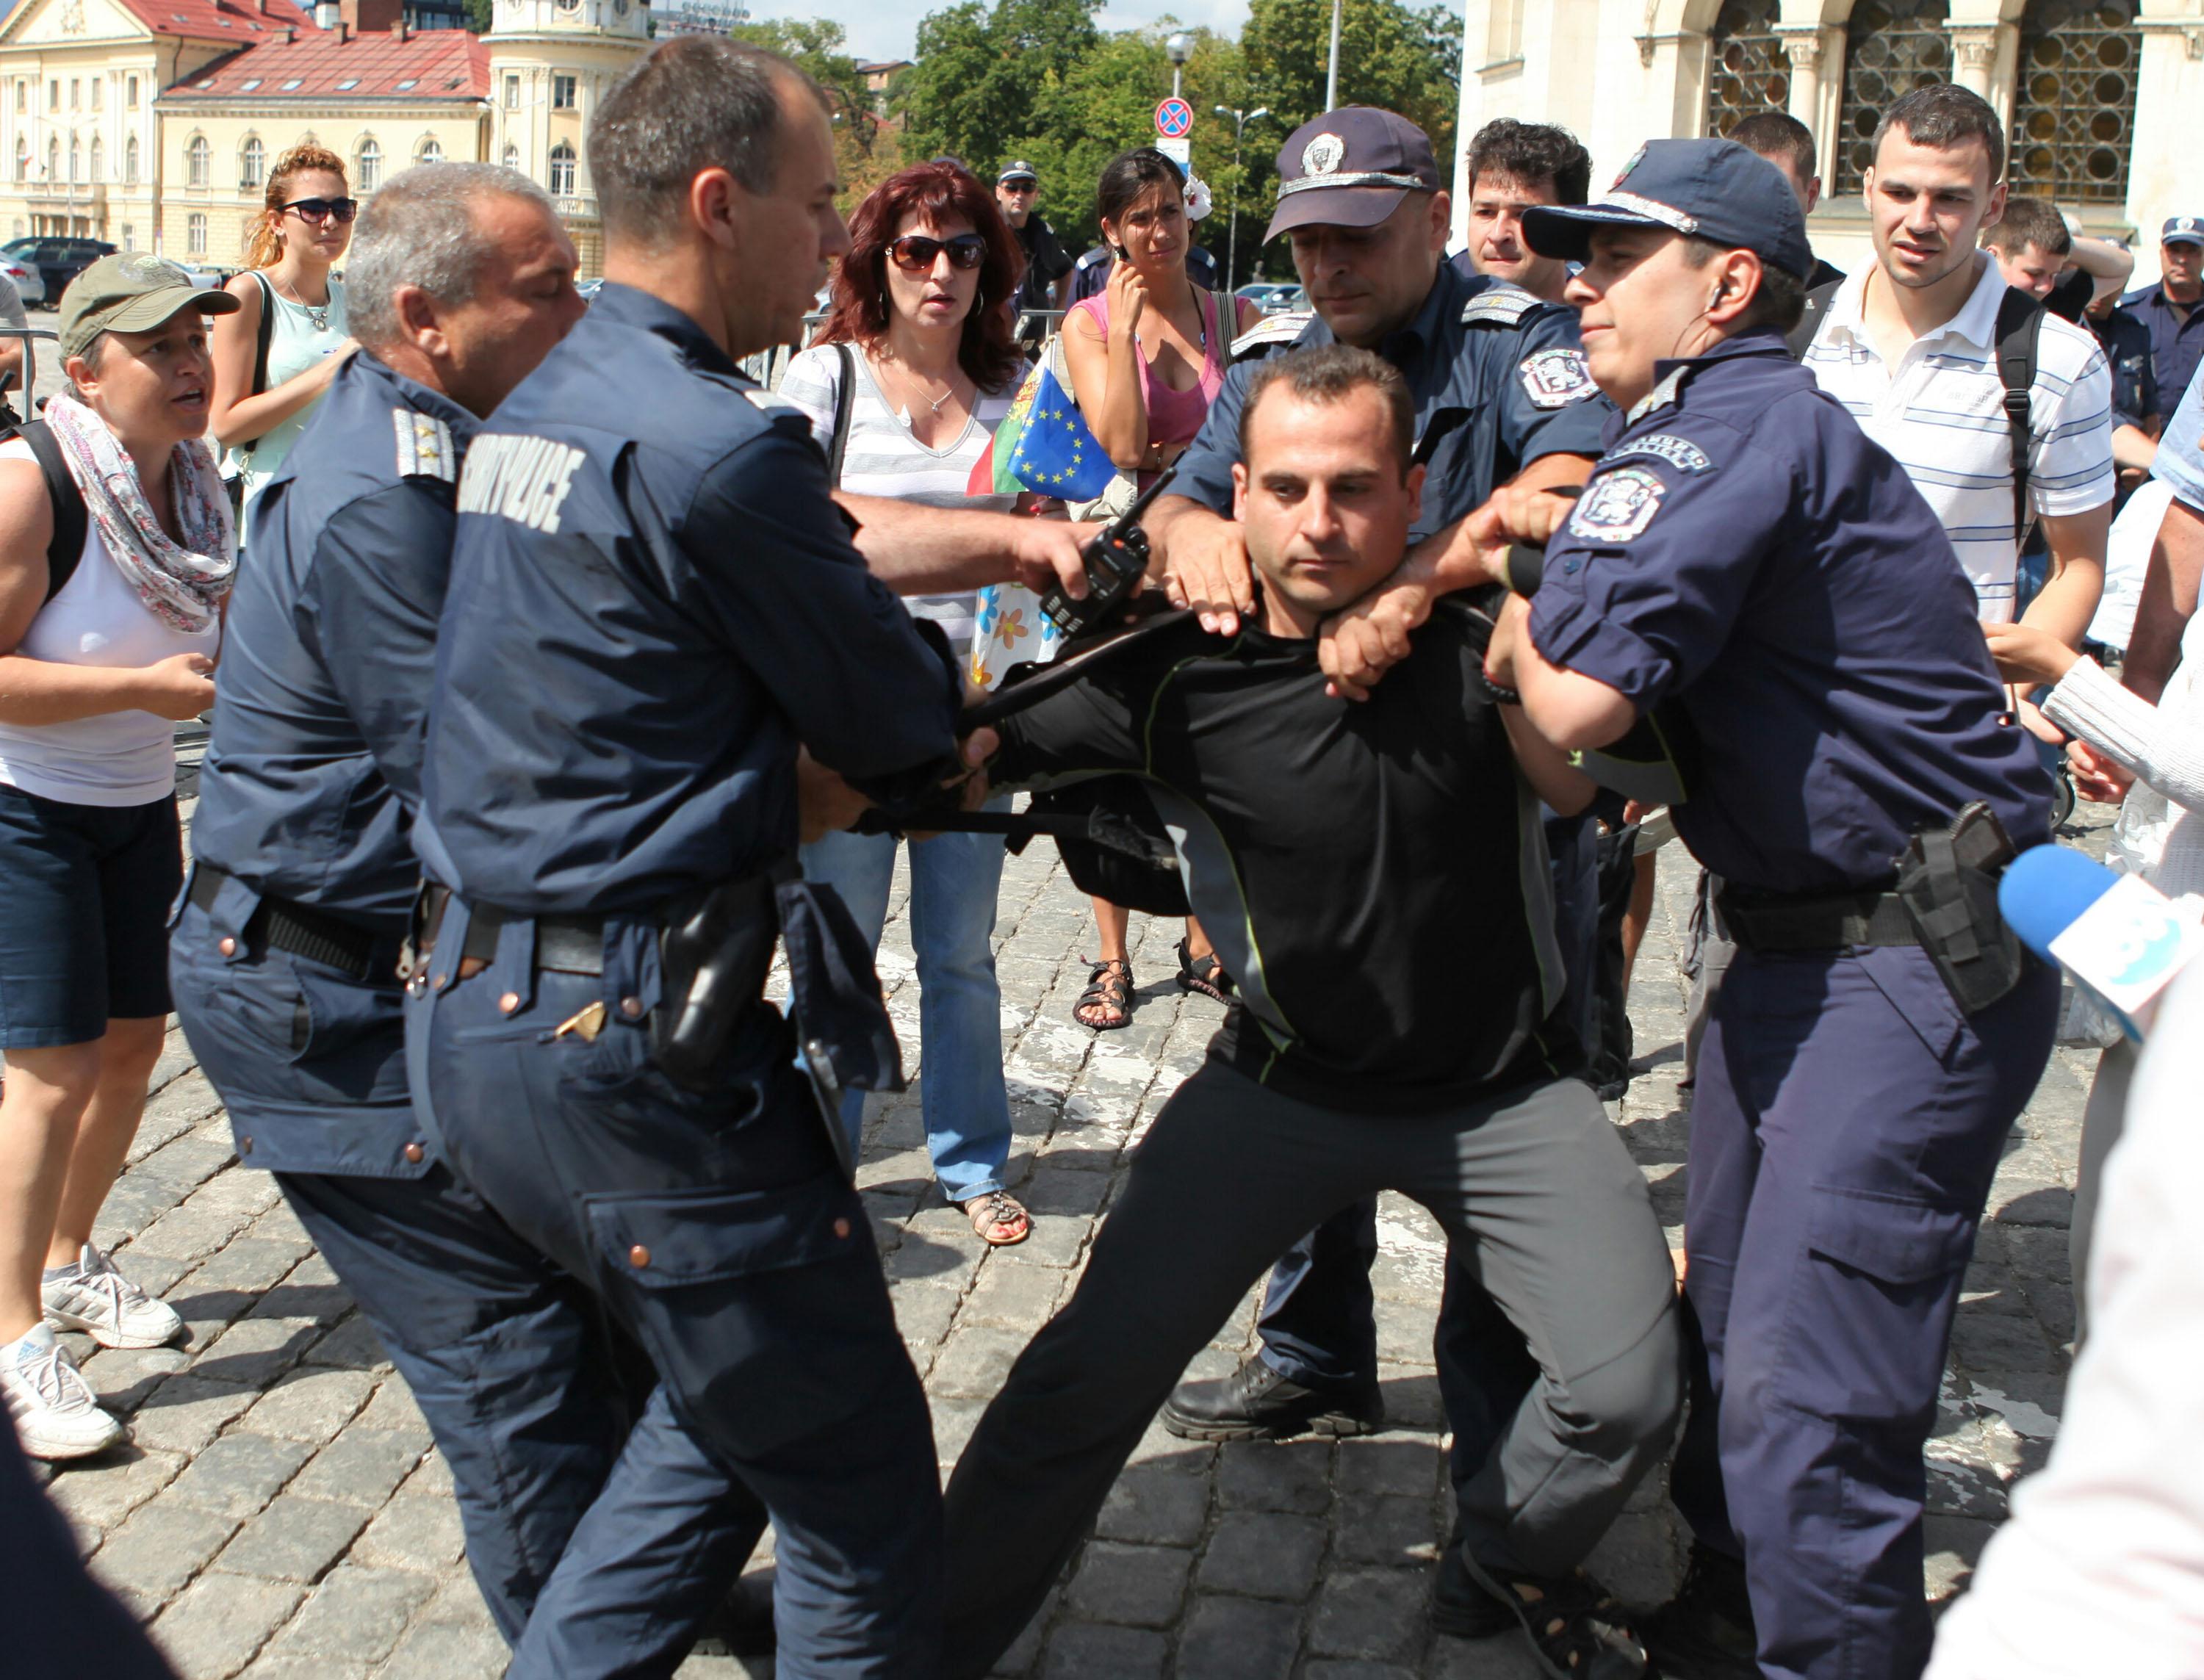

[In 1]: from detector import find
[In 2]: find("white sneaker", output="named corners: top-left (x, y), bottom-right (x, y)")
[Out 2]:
top-left (1, 1324), bottom-right (123, 1460)
top-left (42, 1243), bottom-right (184, 1350)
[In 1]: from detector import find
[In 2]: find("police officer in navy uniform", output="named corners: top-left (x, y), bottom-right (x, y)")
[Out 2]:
top-left (2121, 214), bottom-right (2204, 417)
top-left (406, 40), bottom-right (1087, 1676)
top-left (170, 165), bottom-right (623, 1646)
top-left (1142, 108), bottom-right (1615, 1524)
top-left (1336, 138), bottom-right (2059, 1680)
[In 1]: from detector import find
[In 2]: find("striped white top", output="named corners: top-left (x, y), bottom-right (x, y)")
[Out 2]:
top-left (780, 344), bottom-right (1027, 654)
top-left (1802, 256), bottom-right (2115, 624)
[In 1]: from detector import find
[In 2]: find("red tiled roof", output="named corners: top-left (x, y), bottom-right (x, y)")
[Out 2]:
top-left (162, 26), bottom-right (488, 101)
top-left (114, 0), bottom-right (317, 45)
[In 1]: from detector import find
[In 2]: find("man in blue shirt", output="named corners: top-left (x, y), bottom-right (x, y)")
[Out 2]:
top-left (2122, 215), bottom-right (2204, 425)
top-left (1419, 140), bottom-right (2059, 1680)
top-left (173, 164), bottom-right (614, 1648)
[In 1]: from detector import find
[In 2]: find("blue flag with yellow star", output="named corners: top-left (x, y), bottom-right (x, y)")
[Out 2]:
top-left (1009, 364), bottom-right (1118, 502)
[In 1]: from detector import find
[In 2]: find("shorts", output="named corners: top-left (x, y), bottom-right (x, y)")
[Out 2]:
top-left (0, 784), bottom-right (181, 1048)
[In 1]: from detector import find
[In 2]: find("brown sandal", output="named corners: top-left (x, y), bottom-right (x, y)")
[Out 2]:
top-left (1074, 957), bottom-right (1133, 1031)
top-left (961, 1190), bottom-right (1031, 1247)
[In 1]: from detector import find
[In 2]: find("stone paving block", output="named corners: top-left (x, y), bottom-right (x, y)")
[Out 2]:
top-left (1949, 1313), bottom-right (2062, 1374)
top-left (1064, 1540), bottom-right (1192, 1627)
top-left (1173, 1592), bottom-right (1303, 1678)
top-left (240, 1659), bottom-right (372, 1680)
top-left (1330, 1493), bottom-right (1441, 1568)
top-left (187, 1316), bottom-right (323, 1393)
top-left (352, 1491), bottom-right (467, 1572)
top-left (407, 1448), bottom-right (456, 1497)
top-left (300, 1312), bottom-right (393, 1373)
top-left (129, 1374), bottom-right (259, 1454)
top-left (1427, 1635), bottom-right (1545, 1678)
top-left (149, 1571), bottom-right (306, 1680)
top-left (932, 1324), bottom-right (1039, 1399)
top-left (891, 1280), bottom-right (961, 1352)
top-left (81, 1342), bottom-right (197, 1415)
top-left (372, 1614), bottom-right (510, 1679)
top-left (85, 1495), bottom-right (241, 1616)
top-left (185, 1236), bottom-right (310, 1297)
top-left (1925, 1512), bottom-right (1995, 1601)
top-left (165, 1430), bottom-right (315, 1518)
top-left (240, 1366), bottom-right (378, 1446)
top-left (961, 1257), bottom-right (1068, 1327)
top-left (1094, 1461), bottom-right (1211, 1548)
top-left (1307, 1567), bottom-right (1427, 1662)
top-left (41, 1443), bottom-right (186, 1538)
top-left (1302, 1664), bottom-right (1417, 1680)
top-left (1216, 1439), bottom-right (1333, 1515)
top-left (218, 1493), bottom-right (373, 1582)
top-left (1126, 1411), bottom-right (1215, 1474)
top-left (1333, 1437), bottom-right (1442, 1501)
top-left (287, 1428), bottom-right (428, 1510)
top-left (352, 1377), bottom-right (431, 1438)
top-left (1195, 1510), bottom-right (1325, 1601)
top-left (1040, 1621), bottom-right (1168, 1679)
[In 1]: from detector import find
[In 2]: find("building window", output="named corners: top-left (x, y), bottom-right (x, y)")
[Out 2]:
top-left (12, 140), bottom-right (24, 184)
top-left (416, 136), bottom-right (443, 165)
top-left (47, 79), bottom-right (57, 112)
top-left (126, 135), bottom-right (139, 184)
top-left (120, 223), bottom-right (132, 248)
top-left (240, 137), bottom-right (264, 188)
top-left (2009, 0), bottom-right (2142, 204)
top-left (356, 138), bottom-right (381, 192)
top-left (1832, 0), bottom-right (1952, 195)
top-left (548, 140), bottom-right (575, 196)
top-left (89, 137), bottom-right (101, 182)
top-left (68, 135), bottom-right (78, 182)
top-left (552, 73), bottom-right (577, 109)
top-left (127, 74), bottom-right (139, 108)
top-left (46, 137), bottom-right (57, 181)
top-left (68, 78), bottom-right (79, 109)
top-left (187, 212), bottom-right (206, 256)
top-left (1704, 0), bottom-right (1790, 137)
top-left (502, 142), bottom-right (519, 170)
top-left (90, 76), bottom-right (101, 111)
top-left (504, 73), bottom-right (519, 109)
top-left (13, 82), bottom-right (22, 115)
top-left (187, 134), bottom-right (210, 187)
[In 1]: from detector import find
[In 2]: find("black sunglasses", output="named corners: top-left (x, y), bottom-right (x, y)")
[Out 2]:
top-left (887, 233), bottom-right (986, 273)
top-left (282, 196), bottom-right (359, 224)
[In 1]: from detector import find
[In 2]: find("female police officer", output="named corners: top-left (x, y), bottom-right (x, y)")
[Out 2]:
top-left (1339, 139), bottom-right (2060, 1680)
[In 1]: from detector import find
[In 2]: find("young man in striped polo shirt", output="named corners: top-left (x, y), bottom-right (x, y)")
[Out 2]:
top-left (1798, 84), bottom-right (2113, 720)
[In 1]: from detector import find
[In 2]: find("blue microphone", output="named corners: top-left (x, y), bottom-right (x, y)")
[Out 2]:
top-left (2000, 846), bottom-right (2204, 1040)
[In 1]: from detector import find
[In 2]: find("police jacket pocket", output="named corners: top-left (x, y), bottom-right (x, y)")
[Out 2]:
top-left (1805, 1188), bottom-right (1976, 1286)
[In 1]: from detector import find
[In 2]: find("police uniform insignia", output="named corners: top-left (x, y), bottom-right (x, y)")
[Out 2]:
top-left (1519, 347), bottom-right (1595, 408)
top-left (1569, 465), bottom-right (1667, 543)
top-left (1612, 144), bottom-right (1647, 187)
top-left (1613, 432), bottom-right (1712, 474)
top-left (741, 389), bottom-right (805, 422)
top-left (1461, 284), bottom-right (1536, 328)
top-left (1302, 132), bottom-right (1346, 176)
top-left (392, 408), bottom-right (456, 482)
top-left (1230, 312), bottom-right (1311, 361)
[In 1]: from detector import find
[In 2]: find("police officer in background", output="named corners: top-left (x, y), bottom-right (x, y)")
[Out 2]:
top-left (1142, 109), bottom-right (1613, 1536)
top-left (170, 164), bottom-right (613, 1645)
top-left (1332, 138), bottom-right (2059, 1679)
top-left (406, 39), bottom-right (1084, 1676)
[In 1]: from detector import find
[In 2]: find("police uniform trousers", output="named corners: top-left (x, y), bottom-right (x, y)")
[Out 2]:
top-left (1669, 943), bottom-right (2058, 1680)
top-left (169, 895), bottom-right (662, 1651)
top-left (938, 1059), bottom-right (1683, 1677)
top-left (414, 902), bottom-right (943, 1679)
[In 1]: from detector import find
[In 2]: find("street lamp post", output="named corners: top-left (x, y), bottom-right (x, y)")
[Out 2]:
top-left (1165, 31), bottom-right (1192, 101)
top-left (1214, 104), bottom-right (1268, 292)
top-left (1325, 0), bottom-right (1343, 110)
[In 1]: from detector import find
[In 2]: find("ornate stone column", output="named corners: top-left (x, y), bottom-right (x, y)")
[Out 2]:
top-left (1948, 25), bottom-right (2002, 98)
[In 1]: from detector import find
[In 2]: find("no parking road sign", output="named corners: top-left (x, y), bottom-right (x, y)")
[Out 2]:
top-left (1155, 97), bottom-right (1193, 138)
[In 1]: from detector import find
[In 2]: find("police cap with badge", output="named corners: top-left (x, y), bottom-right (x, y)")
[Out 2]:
top-left (1264, 107), bottom-right (1441, 242)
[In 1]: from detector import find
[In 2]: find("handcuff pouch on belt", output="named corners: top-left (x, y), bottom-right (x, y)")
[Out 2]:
top-left (1892, 800), bottom-right (2026, 1014)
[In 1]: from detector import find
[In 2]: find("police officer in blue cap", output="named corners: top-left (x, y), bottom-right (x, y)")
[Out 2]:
top-left (1332, 137), bottom-right (2059, 1680)
top-left (171, 163), bottom-right (616, 1645)
top-left (404, 37), bottom-right (1084, 1676)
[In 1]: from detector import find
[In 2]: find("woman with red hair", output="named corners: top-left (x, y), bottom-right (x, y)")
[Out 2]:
top-left (784, 161), bottom-right (1035, 1247)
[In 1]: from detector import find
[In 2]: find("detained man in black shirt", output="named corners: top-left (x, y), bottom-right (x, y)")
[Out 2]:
top-left (938, 345), bottom-right (1681, 1680)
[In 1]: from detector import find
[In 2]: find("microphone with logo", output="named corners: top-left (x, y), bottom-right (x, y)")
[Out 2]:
top-left (1998, 846), bottom-right (2204, 1041)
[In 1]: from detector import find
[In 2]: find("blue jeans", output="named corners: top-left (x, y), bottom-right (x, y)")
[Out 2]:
top-left (802, 819), bottom-right (1012, 1203)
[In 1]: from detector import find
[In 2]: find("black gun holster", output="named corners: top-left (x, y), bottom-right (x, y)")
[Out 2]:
top-left (652, 868), bottom-right (787, 1093)
top-left (1892, 800), bottom-right (2027, 1014)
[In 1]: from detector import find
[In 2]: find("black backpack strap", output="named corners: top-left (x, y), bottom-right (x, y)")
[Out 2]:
top-left (251, 269), bottom-right (276, 397)
top-left (10, 419), bottom-right (84, 602)
top-left (1787, 278), bottom-right (1843, 360)
top-left (826, 342), bottom-right (855, 487)
top-left (1994, 286), bottom-right (2045, 548)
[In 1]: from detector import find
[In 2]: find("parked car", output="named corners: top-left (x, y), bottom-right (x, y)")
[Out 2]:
top-left (173, 262), bottom-right (232, 290)
top-left (3, 237), bottom-right (116, 307)
top-left (1236, 281), bottom-right (1307, 314)
top-left (0, 250), bottom-right (43, 307)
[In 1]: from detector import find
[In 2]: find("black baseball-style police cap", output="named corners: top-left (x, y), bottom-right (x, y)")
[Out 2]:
top-left (2163, 215), bottom-right (2203, 248)
top-left (1521, 137), bottom-right (1814, 280)
top-left (1264, 108), bottom-right (1440, 242)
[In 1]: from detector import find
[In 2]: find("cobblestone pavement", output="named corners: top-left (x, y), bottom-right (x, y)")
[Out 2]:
top-left (30, 798), bottom-right (2105, 1679)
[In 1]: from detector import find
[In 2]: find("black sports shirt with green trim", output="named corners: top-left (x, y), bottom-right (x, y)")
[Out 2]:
top-left (992, 611), bottom-right (1580, 1112)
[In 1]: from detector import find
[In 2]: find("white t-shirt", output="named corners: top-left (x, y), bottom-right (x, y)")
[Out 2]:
top-left (1802, 256), bottom-right (2116, 624)
top-left (0, 437), bottom-right (220, 804)
top-left (779, 343), bottom-right (1026, 653)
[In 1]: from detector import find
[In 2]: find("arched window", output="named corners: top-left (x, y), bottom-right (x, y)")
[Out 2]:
top-left (501, 142), bottom-right (519, 171)
top-left (1704, 0), bottom-right (1790, 137)
top-left (240, 136), bottom-right (264, 189)
top-left (416, 136), bottom-right (442, 166)
top-left (548, 140), bottom-right (575, 196)
top-left (68, 134), bottom-right (79, 182)
top-left (89, 136), bottom-right (101, 182)
top-left (2009, 0), bottom-right (2142, 203)
top-left (187, 133), bottom-right (209, 187)
top-left (125, 134), bottom-right (139, 184)
top-left (1832, 0), bottom-right (1952, 194)
top-left (355, 137), bottom-right (381, 192)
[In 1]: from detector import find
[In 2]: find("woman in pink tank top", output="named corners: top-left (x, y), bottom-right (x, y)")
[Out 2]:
top-left (1060, 147), bottom-right (1264, 1027)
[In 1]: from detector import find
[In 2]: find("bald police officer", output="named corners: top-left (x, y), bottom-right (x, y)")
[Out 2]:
top-left (170, 165), bottom-right (616, 1645)
top-left (1418, 140), bottom-right (2059, 1680)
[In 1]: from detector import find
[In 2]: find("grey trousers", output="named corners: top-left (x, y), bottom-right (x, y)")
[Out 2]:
top-left (939, 1060), bottom-right (1684, 1677)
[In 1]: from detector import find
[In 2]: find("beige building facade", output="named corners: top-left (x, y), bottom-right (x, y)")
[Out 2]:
top-left (1452, 0), bottom-right (2204, 280)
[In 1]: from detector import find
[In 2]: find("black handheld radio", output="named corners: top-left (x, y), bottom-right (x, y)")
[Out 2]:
top-left (1037, 466), bottom-right (1178, 638)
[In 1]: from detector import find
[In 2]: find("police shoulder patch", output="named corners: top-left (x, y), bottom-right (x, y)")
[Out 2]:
top-left (1610, 432), bottom-right (1712, 475)
top-left (392, 408), bottom-right (455, 483)
top-left (1568, 465), bottom-right (1668, 544)
top-left (741, 388), bottom-right (805, 422)
top-left (1230, 311), bottom-right (1313, 361)
top-left (1461, 282), bottom-right (1537, 328)
top-left (1519, 346), bottom-right (1596, 408)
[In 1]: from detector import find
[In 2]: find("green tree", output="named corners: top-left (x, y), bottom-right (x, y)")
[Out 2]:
top-left (898, 0), bottom-right (1102, 180)
top-left (732, 15), bottom-right (903, 209)
top-left (465, 0), bottom-right (492, 33)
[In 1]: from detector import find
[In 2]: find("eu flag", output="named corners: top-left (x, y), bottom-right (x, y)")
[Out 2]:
top-left (1009, 364), bottom-right (1118, 502)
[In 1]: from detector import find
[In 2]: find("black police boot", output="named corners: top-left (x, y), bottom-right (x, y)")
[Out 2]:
top-left (1449, 1548), bottom-right (1653, 1679)
top-left (1638, 1542), bottom-right (1758, 1680)
top-left (1158, 1353), bottom-right (1384, 1443)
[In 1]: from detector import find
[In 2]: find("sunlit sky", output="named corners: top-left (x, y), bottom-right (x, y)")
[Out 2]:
top-left (760, 0), bottom-right (1253, 66)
